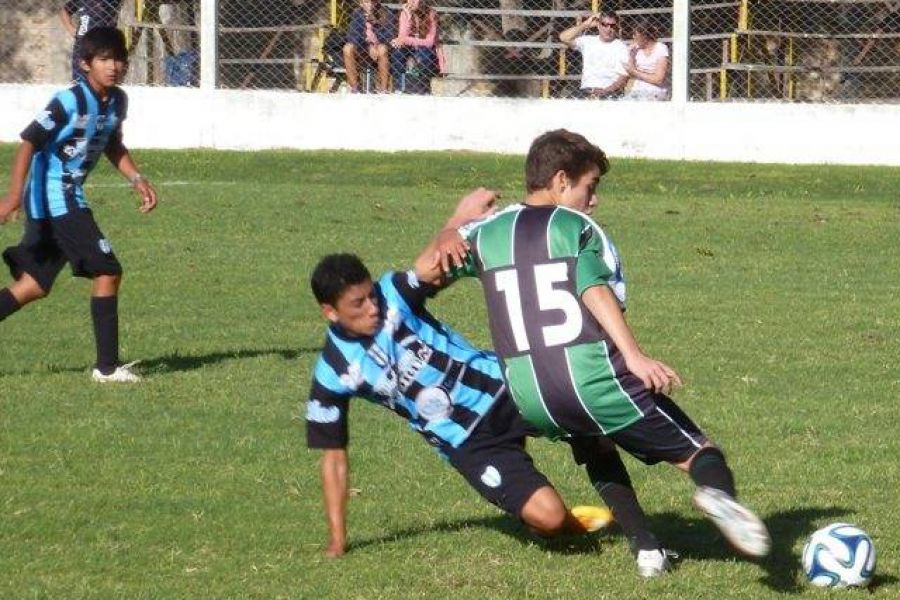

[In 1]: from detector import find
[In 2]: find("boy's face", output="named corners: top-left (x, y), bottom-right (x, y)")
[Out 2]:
top-left (558, 166), bottom-right (601, 215)
top-left (321, 279), bottom-right (381, 338)
top-left (81, 53), bottom-right (127, 90)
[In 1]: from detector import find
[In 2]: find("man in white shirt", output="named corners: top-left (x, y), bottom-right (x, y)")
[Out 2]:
top-left (559, 12), bottom-right (629, 98)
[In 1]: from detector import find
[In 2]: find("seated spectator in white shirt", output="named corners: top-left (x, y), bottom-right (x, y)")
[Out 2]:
top-left (559, 12), bottom-right (629, 99)
top-left (624, 20), bottom-right (669, 100)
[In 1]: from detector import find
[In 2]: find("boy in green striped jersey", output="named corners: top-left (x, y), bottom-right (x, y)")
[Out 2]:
top-left (419, 129), bottom-right (770, 576)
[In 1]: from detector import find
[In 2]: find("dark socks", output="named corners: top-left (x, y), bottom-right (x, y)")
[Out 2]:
top-left (570, 437), bottom-right (660, 552)
top-left (91, 296), bottom-right (119, 374)
top-left (0, 288), bottom-right (22, 321)
top-left (689, 446), bottom-right (737, 498)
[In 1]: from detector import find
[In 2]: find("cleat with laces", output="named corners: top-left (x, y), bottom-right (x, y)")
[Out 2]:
top-left (693, 486), bottom-right (770, 557)
top-left (636, 548), bottom-right (677, 578)
top-left (570, 505), bottom-right (614, 533)
top-left (91, 360), bottom-right (142, 383)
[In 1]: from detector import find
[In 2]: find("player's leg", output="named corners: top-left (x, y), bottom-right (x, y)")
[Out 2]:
top-left (51, 209), bottom-right (137, 382)
top-left (446, 395), bottom-right (609, 538)
top-left (1, 219), bottom-right (66, 321)
top-left (567, 435), bottom-right (672, 576)
top-left (612, 394), bottom-right (770, 557)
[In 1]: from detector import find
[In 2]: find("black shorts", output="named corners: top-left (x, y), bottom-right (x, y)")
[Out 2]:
top-left (2, 210), bottom-right (122, 293)
top-left (608, 394), bottom-right (708, 465)
top-left (445, 393), bottom-right (551, 519)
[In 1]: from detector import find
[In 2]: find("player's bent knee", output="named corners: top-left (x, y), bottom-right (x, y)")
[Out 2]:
top-left (520, 486), bottom-right (568, 537)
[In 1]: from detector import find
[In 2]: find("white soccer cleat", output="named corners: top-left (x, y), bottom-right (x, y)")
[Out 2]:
top-left (693, 486), bottom-right (771, 557)
top-left (636, 548), bottom-right (677, 578)
top-left (91, 360), bottom-right (142, 383)
top-left (570, 505), bottom-right (614, 533)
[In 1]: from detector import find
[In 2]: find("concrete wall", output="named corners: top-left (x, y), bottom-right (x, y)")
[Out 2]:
top-left (2, 84), bottom-right (899, 165)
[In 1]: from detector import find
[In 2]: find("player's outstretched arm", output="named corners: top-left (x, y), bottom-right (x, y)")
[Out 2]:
top-left (105, 142), bottom-right (158, 214)
top-left (414, 187), bottom-right (498, 285)
top-left (581, 284), bottom-right (683, 395)
top-left (0, 141), bottom-right (35, 224)
top-left (320, 448), bottom-right (349, 558)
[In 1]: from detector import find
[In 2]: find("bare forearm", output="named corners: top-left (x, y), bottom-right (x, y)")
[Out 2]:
top-left (581, 285), bottom-right (642, 360)
top-left (560, 22), bottom-right (589, 45)
top-left (6, 142), bottom-right (35, 204)
top-left (321, 449), bottom-right (349, 556)
top-left (59, 8), bottom-right (76, 36)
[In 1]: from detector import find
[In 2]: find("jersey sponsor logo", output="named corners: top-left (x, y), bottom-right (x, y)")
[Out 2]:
top-left (415, 387), bottom-right (452, 421)
top-left (98, 238), bottom-right (113, 254)
top-left (75, 115), bottom-right (90, 129)
top-left (96, 115), bottom-right (108, 132)
top-left (480, 465), bottom-right (502, 488)
top-left (62, 138), bottom-right (87, 159)
top-left (306, 399), bottom-right (341, 423)
top-left (36, 110), bottom-right (56, 130)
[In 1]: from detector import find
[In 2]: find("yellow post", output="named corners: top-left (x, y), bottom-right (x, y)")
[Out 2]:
top-left (331, 0), bottom-right (338, 27)
top-left (720, 38), bottom-right (728, 100)
top-left (787, 37), bottom-right (794, 99)
top-left (592, 0), bottom-right (599, 14)
top-left (738, 0), bottom-right (749, 32)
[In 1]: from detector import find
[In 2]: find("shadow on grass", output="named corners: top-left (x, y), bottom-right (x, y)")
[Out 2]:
top-left (0, 346), bottom-right (320, 377)
top-left (347, 504), bottom-right (897, 593)
top-left (140, 347), bottom-right (321, 374)
top-left (346, 514), bottom-right (607, 556)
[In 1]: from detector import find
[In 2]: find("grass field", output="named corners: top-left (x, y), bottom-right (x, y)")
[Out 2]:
top-left (0, 144), bottom-right (898, 599)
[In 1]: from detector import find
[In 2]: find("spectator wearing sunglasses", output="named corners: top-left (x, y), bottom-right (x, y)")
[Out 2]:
top-left (559, 12), bottom-right (629, 99)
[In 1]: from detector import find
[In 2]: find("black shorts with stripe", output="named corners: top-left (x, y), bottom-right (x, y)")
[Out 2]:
top-left (445, 392), bottom-right (551, 519)
top-left (609, 393), bottom-right (708, 465)
top-left (2, 209), bottom-right (122, 293)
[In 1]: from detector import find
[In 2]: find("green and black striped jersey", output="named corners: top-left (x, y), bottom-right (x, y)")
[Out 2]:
top-left (452, 203), bottom-right (645, 439)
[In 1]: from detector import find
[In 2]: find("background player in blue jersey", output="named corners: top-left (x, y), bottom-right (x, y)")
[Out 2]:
top-left (0, 27), bottom-right (157, 383)
top-left (59, 0), bottom-right (124, 82)
top-left (306, 224), bottom-right (614, 557)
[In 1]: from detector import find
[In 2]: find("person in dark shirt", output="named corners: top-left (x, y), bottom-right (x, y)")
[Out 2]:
top-left (59, 0), bottom-right (124, 81)
top-left (343, 0), bottom-right (394, 92)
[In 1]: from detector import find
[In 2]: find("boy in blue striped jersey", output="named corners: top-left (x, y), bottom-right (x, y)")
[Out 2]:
top-left (306, 192), bottom-right (614, 558)
top-left (0, 27), bottom-right (157, 382)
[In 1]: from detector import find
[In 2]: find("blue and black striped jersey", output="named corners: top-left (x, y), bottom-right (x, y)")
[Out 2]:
top-left (306, 271), bottom-right (506, 453)
top-left (20, 78), bottom-right (127, 219)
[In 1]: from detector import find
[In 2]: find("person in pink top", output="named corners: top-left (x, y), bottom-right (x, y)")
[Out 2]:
top-left (624, 20), bottom-right (670, 100)
top-left (390, 0), bottom-right (442, 93)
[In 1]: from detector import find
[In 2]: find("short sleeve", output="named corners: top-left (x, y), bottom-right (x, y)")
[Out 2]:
top-left (306, 376), bottom-right (351, 449)
top-left (657, 42), bottom-right (670, 59)
top-left (573, 36), bottom-right (586, 51)
top-left (20, 98), bottom-right (68, 150)
top-left (388, 271), bottom-right (439, 313)
top-left (575, 225), bottom-right (614, 296)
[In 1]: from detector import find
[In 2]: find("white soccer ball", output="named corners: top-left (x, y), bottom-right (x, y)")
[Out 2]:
top-left (802, 523), bottom-right (876, 588)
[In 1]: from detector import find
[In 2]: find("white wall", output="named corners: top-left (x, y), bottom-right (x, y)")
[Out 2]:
top-left (2, 84), bottom-right (899, 166)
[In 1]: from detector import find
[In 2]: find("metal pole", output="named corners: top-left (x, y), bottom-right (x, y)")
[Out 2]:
top-left (200, 0), bottom-right (218, 89)
top-left (671, 0), bottom-right (689, 103)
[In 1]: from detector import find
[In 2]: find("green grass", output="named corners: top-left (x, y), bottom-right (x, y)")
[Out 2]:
top-left (0, 144), bottom-right (898, 598)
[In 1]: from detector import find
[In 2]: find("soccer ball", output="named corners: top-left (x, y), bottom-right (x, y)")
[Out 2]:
top-left (802, 523), bottom-right (876, 588)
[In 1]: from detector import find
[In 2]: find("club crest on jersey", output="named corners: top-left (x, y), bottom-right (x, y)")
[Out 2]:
top-left (98, 239), bottom-right (113, 254)
top-left (96, 115), bottom-right (108, 132)
top-left (480, 465), bottom-right (502, 488)
top-left (75, 115), bottom-right (90, 129)
top-left (36, 110), bottom-right (56, 130)
top-left (414, 387), bottom-right (452, 422)
top-left (306, 400), bottom-right (341, 424)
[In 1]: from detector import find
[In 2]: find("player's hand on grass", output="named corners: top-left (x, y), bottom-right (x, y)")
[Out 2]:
top-left (625, 353), bottom-right (683, 395)
top-left (133, 178), bottom-right (158, 213)
top-left (0, 195), bottom-right (21, 224)
top-left (325, 538), bottom-right (346, 558)
top-left (452, 187), bottom-right (499, 224)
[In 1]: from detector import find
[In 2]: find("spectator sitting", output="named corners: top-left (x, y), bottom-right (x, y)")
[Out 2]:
top-left (59, 0), bottom-right (124, 82)
top-left (624, 20), bottom-right (669, 100)
top-left (559, 11), bottom-right (629, 99)
top-left (390, 0), bottom-right (443, 93)
top-left (344, 0), bottom-right (395, 93)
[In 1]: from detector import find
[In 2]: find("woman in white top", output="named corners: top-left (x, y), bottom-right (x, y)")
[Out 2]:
top-left (624, 20), bottom-right (669, 100)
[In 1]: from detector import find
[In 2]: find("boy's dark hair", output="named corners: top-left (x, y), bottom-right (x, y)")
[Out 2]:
top-left (525, 129), bottom-right (610, 193)
top-left (311, 254), bottom-right (372, 305)
top-left (80, 26), bottom-right (128, 63)
top-left (600, 10), bottom-right (618, 23)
